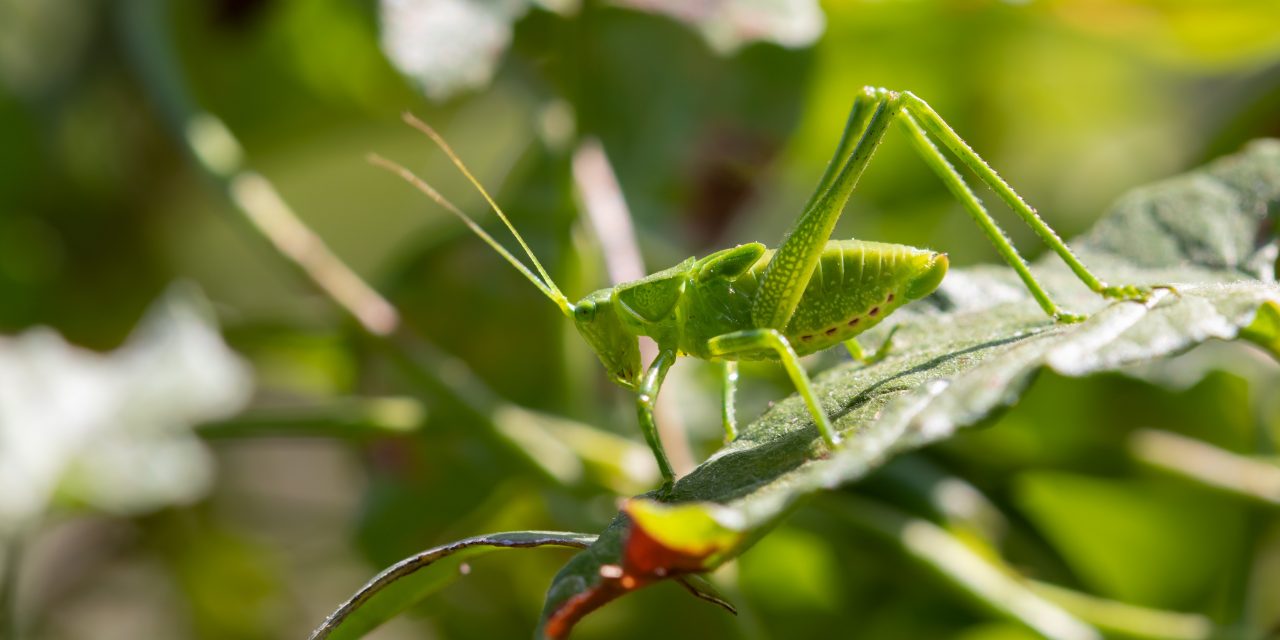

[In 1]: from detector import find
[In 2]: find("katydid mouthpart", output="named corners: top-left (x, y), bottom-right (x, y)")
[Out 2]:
top-left (371, 86), bottom-right (1155, 493)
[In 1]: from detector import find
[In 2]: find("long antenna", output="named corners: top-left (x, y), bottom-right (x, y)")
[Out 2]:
top-left (368, 153), bottom-right (573, 316)
top-left (399, 113), bottom-right (570, 309)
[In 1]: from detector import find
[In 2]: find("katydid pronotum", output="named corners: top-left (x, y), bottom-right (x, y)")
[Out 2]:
top-left (371, 87), bottom-right (1154, 492)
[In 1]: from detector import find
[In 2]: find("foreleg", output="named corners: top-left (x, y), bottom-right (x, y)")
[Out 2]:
top-left (721, 360), bottom-right (739, 442)
top-left (638, 348), bottom-right (678, 490)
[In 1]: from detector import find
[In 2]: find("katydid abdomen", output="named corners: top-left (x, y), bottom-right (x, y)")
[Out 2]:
top-left (678, 240), bottom-right (947, 360)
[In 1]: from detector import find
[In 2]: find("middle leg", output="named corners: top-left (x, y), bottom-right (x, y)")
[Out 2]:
top-left (638, 348), bottom-right (678, 490)
top-left (708, 329), bottom-right (840, 449)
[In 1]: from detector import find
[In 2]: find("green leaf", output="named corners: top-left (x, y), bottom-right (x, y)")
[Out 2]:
top-left (536, 140), bottom-right (1280, 638)
top-left (311, 531), bottom-right (596, 640)
top-left (1241, 299), bottom-right (1280, 359)
top-left (1013, 471), bottom-right (1241, 607)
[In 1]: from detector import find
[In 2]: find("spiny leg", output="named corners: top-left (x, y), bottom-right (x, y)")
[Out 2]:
top-left (721, 360), bottom-right (739, 442)
top-left (752, 87), bottom-right (903, 331)
top-left (899, 92), bottom-right (1150, 303)
top-left (895, 113), bottom-right (1083, 321)
top-left (708, 330), bottom-right (840, 449)
top-left (638, 348), bottom-right (678, 489)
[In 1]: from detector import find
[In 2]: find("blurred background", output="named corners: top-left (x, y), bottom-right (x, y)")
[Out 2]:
top-left (2, 0), bottom-right (1280, 638)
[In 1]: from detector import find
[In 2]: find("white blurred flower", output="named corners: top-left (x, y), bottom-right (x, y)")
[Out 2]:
top-left (0, 284), bottom-right (252, 535)
top-left (380, 0), bottom-right (530, 101)
top-left (378, 0), bottom-right (825, 101)
top-left (615, 0), bottom-right (825, 53)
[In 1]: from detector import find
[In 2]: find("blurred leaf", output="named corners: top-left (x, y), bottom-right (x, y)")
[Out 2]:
top-left (310, 531), bottom-right (597, 640)
top-left (556, 7), bottom-right (812, 249)
top-left (1041, 0), bottom-right (1280, 69)
top-left (492, 405), bottom-right (660, 494)
top-left (0, 0), bottom-right (94, 99)
top-left (151, 511), bottom-right (286, 640)
top-left (736, 524), bottom-right (841, 613)
top-left (953, 623), bottom-right (1045, 640)
top-left (821, 495), bottom-right (1100, 640)
top-left (0, 283), bottom-right (252, 535)
top-left (1014, 472), bottom-right (1242, 608)
top-left (535, 139), bottom-right (1280, 637)
top-left (273, 0), bottom-right (396, 110)
top-left (1242, 299), bottom-right (1280, 360)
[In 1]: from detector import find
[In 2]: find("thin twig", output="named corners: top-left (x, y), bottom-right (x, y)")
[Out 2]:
top-left (119, 1), bottom-right (397, 337)
top-left (572, 139), bottom-right (647, 285)
top-left (227, 172), bottom-right (400, 336)
top-left (820, 493), bottom-right (1101, 640)
top-left (1130, 429), bottom-right (1280, 507)
top-left (823, 492), bottom-right (1219, 640)
top-left (1029, 581), bottom-right (1212, 640)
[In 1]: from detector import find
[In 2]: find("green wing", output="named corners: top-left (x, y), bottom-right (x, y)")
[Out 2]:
top-left (696, 243), bottom-right (766, 282)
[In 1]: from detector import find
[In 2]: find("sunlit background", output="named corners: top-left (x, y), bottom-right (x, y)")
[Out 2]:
top-left (2, 0), bottom-right (1280, 638)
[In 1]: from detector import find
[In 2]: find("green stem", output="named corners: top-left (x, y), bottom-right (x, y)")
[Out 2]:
top-left (820, 493), bottom-right (1101, 640)
top-left (872, 455), bottom-right (1007, 545)
top-left (1028, 581), bottom-right (1212, 640)
top-left (822, 493), bottom-right (1217, 640)
top-left (196, 397), bottom-right (426, 439)
top-left (1129, 429), bottom-right (1280, 508)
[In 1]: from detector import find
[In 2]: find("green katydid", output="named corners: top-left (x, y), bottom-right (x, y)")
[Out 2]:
top-left (371, 86), bottom-right (1153, 492)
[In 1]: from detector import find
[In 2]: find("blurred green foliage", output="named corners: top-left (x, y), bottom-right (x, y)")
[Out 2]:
top-left (2, 0), bottom-right (1279, 638)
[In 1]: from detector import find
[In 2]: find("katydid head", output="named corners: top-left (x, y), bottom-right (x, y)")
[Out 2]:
top-left (571, 290), bottom-right (641, 389)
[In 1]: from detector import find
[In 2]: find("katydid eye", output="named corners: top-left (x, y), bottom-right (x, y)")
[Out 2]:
top-left (574, 301), bottom-right (596, 321)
